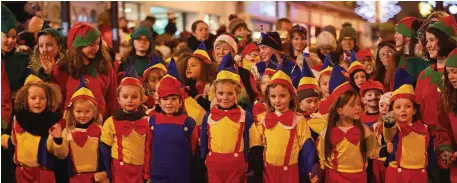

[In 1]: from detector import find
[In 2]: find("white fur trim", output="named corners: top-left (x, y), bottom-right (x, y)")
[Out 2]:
top-left (214, 35), bottom-right (238, 54)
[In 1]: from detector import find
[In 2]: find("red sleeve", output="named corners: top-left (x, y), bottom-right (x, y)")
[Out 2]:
top-left (435, 104), bottom-right (455, 152)
top-left (143, 125), bottom-right (152, 181)
top-left (248, 71), bottom-right (261, 99)
top-left (190, 125), bottom-right (199, 155)
top-left (50, 65), bottom-right (69, 114)
top-left (1, 62), bottom-right (12, 127)
top-left (105, 68), bottom-right (120, 118)
top-left (415, 72), bottom-right (424, 115)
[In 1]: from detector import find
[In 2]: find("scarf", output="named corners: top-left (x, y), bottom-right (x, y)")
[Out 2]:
top-left (15, 109), bottom-right (61, 137)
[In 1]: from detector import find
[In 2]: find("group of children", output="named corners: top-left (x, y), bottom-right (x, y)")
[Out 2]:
top-left (1, 4), bottom-right (455, 183)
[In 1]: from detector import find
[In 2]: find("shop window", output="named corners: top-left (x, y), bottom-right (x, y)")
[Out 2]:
top-left (204, 14), bottom-right (220, 35)
top-left (122, 2), bottom-right (143, 28)
top-left (150, 6), bottom-right (184, 36)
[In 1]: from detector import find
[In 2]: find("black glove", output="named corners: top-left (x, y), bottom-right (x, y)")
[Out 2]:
top-left (185, 79), bottom-right (198, 98)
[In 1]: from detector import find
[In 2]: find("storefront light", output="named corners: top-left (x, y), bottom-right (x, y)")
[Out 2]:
top-left (419, 1), bottom-right (434, 17)
top-left (124, 8), bottom-right (132, 13)
top-left (450, 5), bottom-right (457, 14)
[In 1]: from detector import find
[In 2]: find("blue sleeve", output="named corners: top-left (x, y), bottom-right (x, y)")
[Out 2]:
top-left (427, 132), bottom-right (438, 171)
top-left (244, 112), bottom-right (254, 162)
top-left (99, 142), bottom-right (112, 180)
top-left (299, 138), bottom-right (318, 180)
top-left (199, 112), bottom-right (210, 160)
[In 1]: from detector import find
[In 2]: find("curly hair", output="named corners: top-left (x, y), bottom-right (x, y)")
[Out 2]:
top-left (59, 39), bottom-right (113, 79)
top-left (64, 99), bottom-right (103, 130)
top-left (14, 81), bottom-right (62, 112)
top-left (29, 30), bottom-right (66, 73)
top-left (177, 52), bottom-right (217, 85)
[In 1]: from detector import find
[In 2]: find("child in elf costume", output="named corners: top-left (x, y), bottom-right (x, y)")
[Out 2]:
top-left (100, 69), bottom-right (151, 183)
top-left (371, 92), bottom-right (392, 183)
top-left (317, 65), bottom-right (379, 183)
top-left (317, 54), bottom-right (333, 115)
top-left (1, 74), bottom-right (62, 183)
top-left (148, 71), bottom-right (198, 182)
top-left (260, 62), bottom-right (320, 182)
top-left (141, 54), bottom-right (167, 109)
top-left (48, 76), bottom-right (108, 182)
top-left (383, 68), bottom-right (436, 183)
top-left (348, 51), bottom-right (369, 90)
top-left (359, 80), bottom-right (385, 128)
top-left (242, 43), bottom-right (260, 77)
top-left (200, 53), bottom-right (261, 182)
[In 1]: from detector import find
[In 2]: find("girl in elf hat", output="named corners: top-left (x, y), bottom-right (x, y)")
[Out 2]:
top-left (435, 47), bottom-right (457, 182)
top-left (383, 68), bottom-right (436, 183)
top-left (317, 54), bottom-right (333, 115)
top-left (40, 22), bottom-right (119, 119)
top-left (359, 80), bottom-right (385, 128)
top-left (99, 67), bottom-right (151, 183)
top-left (116, 26), bottom-right (156, 77)
top-left (348, 51), bottom-right (369, 90)
top-left (317, 65), bottom-right (379, 183)
top-left (200, 53), bottom-right (261, 182)
top-left (1, 5), bottom-right (32, 93)
top-left (48, 76), bottom-right (108, 183)
top-left (259, 62), bottom-right (320, 183)
top-left (1, 74), bottom-right (62, 183)
top-left (142, 54), bottom-right (167, 109)
top-left (371, 92), bottom-right (392, 183)
top-left (241, 43), bottom-right (260, 73)
top-left (147, 73), bottom-right (198, 183)
top-left (178, 42), bottom-right (217, 111)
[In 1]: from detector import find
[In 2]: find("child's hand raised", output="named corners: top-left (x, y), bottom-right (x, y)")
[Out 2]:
top-left (309, 173), bottom-right (319, 183)
top-left (49, 123), bottom-right (62, 138)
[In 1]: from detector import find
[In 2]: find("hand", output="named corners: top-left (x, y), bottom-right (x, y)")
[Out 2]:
top-left (40, 50), bottom-right (56, 75)
top-left (49, 123), bottom-right (62, 138)
top-left (309, 173), bottom-right (318, 183)
top-left (185, 79), bottom-right (198, 98)
top-left (382, 111), bottom-right (396, 124)
top-left (441, 151), bottom-right (454, 166)
top-left (94, 171), bottom-right (109, 183)
top-left (387, 142), bottom-right (393, 153)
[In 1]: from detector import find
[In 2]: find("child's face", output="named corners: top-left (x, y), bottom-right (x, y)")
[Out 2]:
top-left (244, 51), bottom-right (260, 63)
top-left (215, 82), bottom-right (238, 109)
top-left (268, 84), bottom-right (291, 113)
top-left (146, 70), bottom-right (164, 92)
top-left (353, 71), bottom-right (367, 89)
top-left (133, 35), bottom-right (150, 52)
top-left (260, 75), bottom-right (271, 95)
top-left (81, 38), bottom-right (101, 59)
top-left (117, 85), bottom-right (143, 112)
top-left (363, 58), bottom-right (375, 74)
top-left (362, 89), bottom-right (382, 108)
top-left (319, 75), bottom-right (330, 99)
top-left (234, 26), bottom-right (248, 40)
top-left (27, 86), bottom-right (47, 113)
top-left (300, 97), bottom-right (319, 114)
top-left (186, 57), bottom-right (202, 79)
top-left (337, 95), bottom-right (362, 120)
top-left (258, 45), bottom-right (275, 62)
top-left (73, 101), bottom-right (95, 124)
top-left (379, 102), bottom-right (389, 115)
top-left (159, 95), bottom-right (182, 115)
top-left (392, 98), bottom-right (416, 123)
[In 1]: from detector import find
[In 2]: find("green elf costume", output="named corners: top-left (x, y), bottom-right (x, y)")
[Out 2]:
top-left (41, 22), bottom-right (119, 119)
top-left (1, 5), bottom-right (31, 93)
top-left (394, 16), bottom-right (430, 89)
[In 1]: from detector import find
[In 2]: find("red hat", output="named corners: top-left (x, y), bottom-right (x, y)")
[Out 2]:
top-left (242, 43), bottom-right (258, 58)
top-left (359, 80), bottom-right (385, 96)
top-left (356, 49), bottom-right (373, 61)
top-left (157, 76), bottom-right (184, 98)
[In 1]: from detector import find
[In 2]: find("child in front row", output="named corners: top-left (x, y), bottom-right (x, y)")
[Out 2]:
top-left (383, 68), bottom-right (436, 183)
top-left (1, 75), bottom-right (62, 183)
top-left (48, 76), bottom-right (108, 183)
top-left (317, 65), bottom-right (379, 183)
top-left (148, 74), bottom-right (198, 182)
top-left (260, 64), bottom-right (320, 182)
top-left (100, 69), bottom-right (151, 183)
top-left (200, 53), bottom-right (261, 182)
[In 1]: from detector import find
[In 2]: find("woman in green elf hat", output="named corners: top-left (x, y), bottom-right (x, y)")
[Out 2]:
top-left (40, 22), bottom-right (119, 119)
top-left (1, 5), bottom-right (31, 93)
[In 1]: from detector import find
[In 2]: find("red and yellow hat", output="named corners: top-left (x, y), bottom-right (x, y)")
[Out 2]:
top-left (24, 74), bottom-right (43, 85)
top-left (348, 50), bottom-right (366, 75)
top-left (391, 67), bottom-right (415, 103)
top-left (119, 64), bottom-right (142, 88)
top-left (192, 41), bottom-right (212, 64)
top-left (322, 65), bottom-right (354, 114)
top-left (67, 76), bottom-right (97, 109)
top-left (319, 54), bottom-right (333, 79)
top-left (157, 58), bottom-right (184, 98)
top-left (298, 57), bottom-right (319, 92)
top-left (359, 79), bottom-right (385, 96)
top-left (269, 64), bottom-right (296, 95)
top-left (142, 54), bottom-right (167, 82)
top-left (216, 53), bottom-right (241, 83)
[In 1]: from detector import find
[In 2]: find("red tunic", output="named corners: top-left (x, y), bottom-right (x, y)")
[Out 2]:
top-left (1, 61), bottom-right (12, 128)
top-left (415, 65), bottom-right (443, 130)
top-left (436, 106), bottom-right (457, 182)
top-left (49, 65), bottom-right (120, 119)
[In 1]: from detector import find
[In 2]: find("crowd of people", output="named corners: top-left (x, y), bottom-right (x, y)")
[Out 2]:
top-left (2, 4), bottom-right (457, 183)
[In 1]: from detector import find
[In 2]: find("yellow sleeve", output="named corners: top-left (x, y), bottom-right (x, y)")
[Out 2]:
top-left (297, 117), bottom-right (313, 148)
top-left (47, 129), bottom-right (70, 159)
top-left (101, 117), bottom-right (115, 146)
top-left (256, 113), bottom-right (266, 146)
top-left (1, 134), bottom-right (10, 149)
top-left (249, 123), bottom-right (262, 147)
top-left (316, 134), bottom-right (325, 169)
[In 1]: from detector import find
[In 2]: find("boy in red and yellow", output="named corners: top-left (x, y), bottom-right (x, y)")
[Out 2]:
top-left (359, 80), bottom-right (385, 128)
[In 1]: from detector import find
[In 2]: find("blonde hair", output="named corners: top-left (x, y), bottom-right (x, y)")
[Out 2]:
top-left (14, 82), bottom-right (62, 112)
top-left (212, 79), bottom-right (242, 95)
top-left (64, 99), bottom-right (103, 130)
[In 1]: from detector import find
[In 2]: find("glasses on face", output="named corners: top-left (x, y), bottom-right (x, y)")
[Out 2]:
top-left (379, 51), bottom-right (393, 59)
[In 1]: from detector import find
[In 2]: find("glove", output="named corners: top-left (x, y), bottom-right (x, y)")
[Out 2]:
top-left (185, 79), bottom-right (198, 98)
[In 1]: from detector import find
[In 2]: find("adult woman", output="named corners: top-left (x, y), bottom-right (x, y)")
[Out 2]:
top-left (31, 28), bottom-right (66, 76)
top-left (187, 20), bottom-right (216, 53)
top-left (330, 22), bottom-right (359, 70)
top-left (315, 30), bottom-right (337, 62)
top-left (374, 41), bottom-right (396, 90)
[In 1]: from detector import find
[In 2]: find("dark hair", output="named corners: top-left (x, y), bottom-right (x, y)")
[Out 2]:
top-left (403, 19), bottom-right (423, 57)
top-left (145, 16), bottom-right (156, 23)
top-left (349, 69), bottom-right (369, 90)
top-left (177, 52), bottom-right (217, 85)
top-left (426, 28), bottom-right (457, 59)
top-left (228, 14), bottom-right (238, 22)
top-left (324, 89), bottom-right (367, 164)
top-left (441, 68), bottom-right (457, 114)
top-left (374, 41), bottom-right (396, 87)
top-left (384, 50), bottom-right (403, 91)
top-left (191, 20), bottom-right (207, 33)
top-left (264, 83), bottom-right (299, 112)
top-left (389, 98), bottom-right (423, 123)
top-left (285, 28), bottom-right (308, 59)
top-left (427, 11), bottom-right (449, 21)
top-left (276, 18), bottom-right (292, 30)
